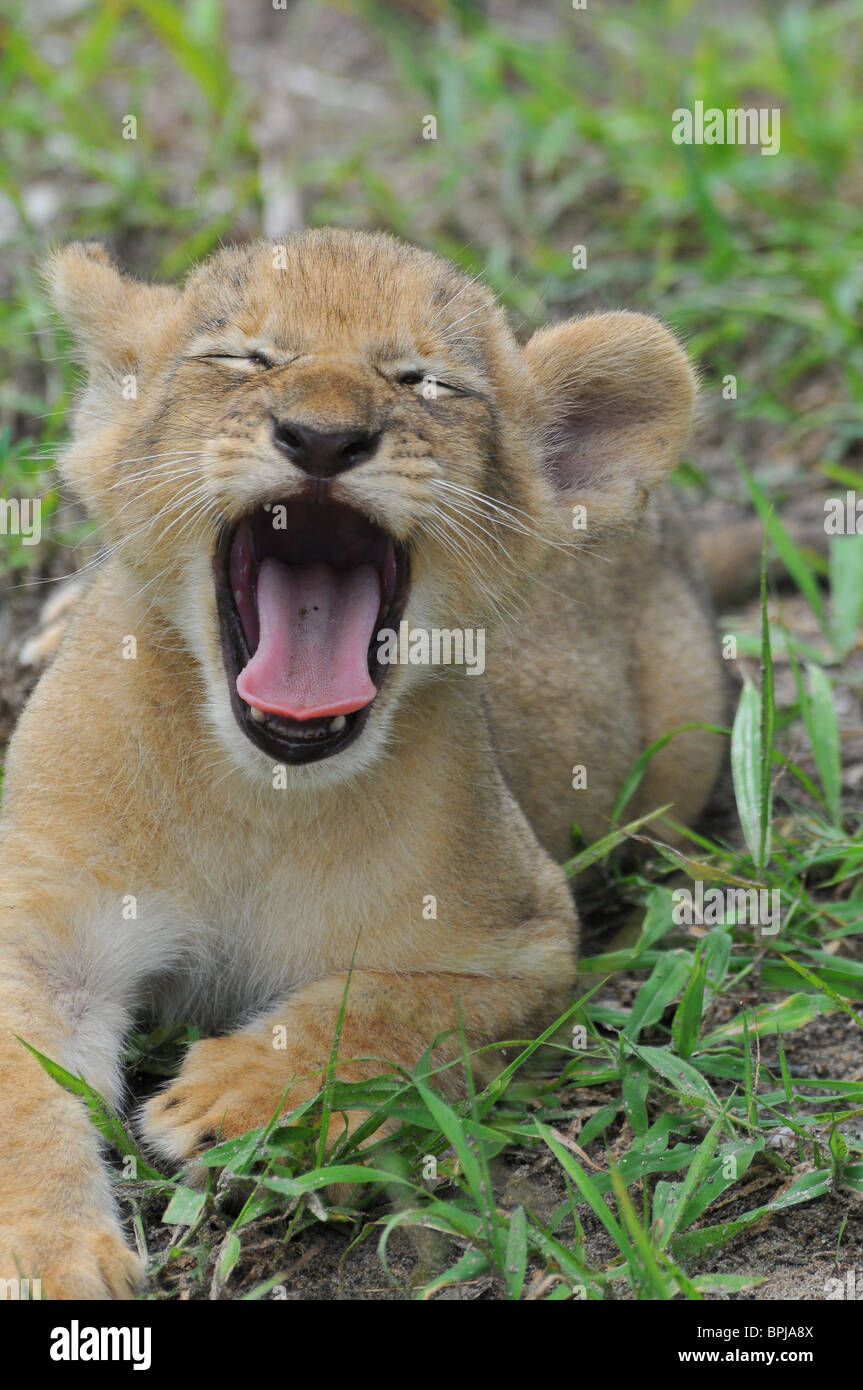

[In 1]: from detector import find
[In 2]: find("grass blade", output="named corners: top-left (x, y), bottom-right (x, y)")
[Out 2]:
top-left (730, 680), bottom-right (769, 869)
top-left (805, 663), bottom-right (842, 823)
top-left (830, 534), bottom-right (863, 658)
top-left (758, 533), bottom-right (775, 870)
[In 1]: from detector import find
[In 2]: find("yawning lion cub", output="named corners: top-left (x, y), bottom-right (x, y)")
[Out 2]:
top-left (0, 230), bottom-right (726, 1297)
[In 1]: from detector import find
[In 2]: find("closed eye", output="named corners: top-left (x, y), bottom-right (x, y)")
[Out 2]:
top-left (187, 349), bottom-right (275, 369)
top-left (395, 370), bottom-right (457, 394)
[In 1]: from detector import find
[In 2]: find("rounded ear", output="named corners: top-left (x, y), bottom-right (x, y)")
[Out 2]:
top-left (523, 311), bottom-right (697, 527)
top-left (42, 241), bottom-right (180, 378)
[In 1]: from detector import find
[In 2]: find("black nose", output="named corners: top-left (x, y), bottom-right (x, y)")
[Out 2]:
top-left (272, 420), bottom-right (380, 479)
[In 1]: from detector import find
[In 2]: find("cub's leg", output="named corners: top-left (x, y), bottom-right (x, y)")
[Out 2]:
top-left (0, 885), bottom-right (143, 1299)
top-left (144, 959), bottom-right (575, 1162)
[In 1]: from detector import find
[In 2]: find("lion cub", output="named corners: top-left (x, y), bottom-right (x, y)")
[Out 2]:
top-left (0, 230), bottom-right (725, 1297)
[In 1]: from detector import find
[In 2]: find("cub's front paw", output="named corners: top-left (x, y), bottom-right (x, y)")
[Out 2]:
top-left (0, 1217), bottom-right (142, 1300)
top-left (141, 1033), bottom-right (314, 1163)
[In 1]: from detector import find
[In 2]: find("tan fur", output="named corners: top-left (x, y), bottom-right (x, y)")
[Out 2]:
top-left (0, 230), bottom-right (726, 1297)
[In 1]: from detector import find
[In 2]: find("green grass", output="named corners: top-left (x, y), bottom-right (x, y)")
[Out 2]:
top-left (1, 0), bottom-right (862, 1299)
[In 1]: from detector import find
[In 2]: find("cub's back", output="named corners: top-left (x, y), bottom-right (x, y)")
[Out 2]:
top-left (486, 496), bottom-right (728, 861)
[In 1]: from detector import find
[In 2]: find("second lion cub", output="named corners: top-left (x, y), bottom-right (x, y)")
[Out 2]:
top-left (0, 229), bottom-right (725, 1297)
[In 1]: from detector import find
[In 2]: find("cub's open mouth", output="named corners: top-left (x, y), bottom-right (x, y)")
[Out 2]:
top-left (215, 499), bottom-right (410, 764)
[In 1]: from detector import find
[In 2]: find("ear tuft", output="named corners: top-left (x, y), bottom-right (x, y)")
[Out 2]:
top-left (43, 242), bottom-right (124, 349)
top-left (42, 242), bottom-right (178, 376)
top-left (524, 311), bottom-right (697, 527)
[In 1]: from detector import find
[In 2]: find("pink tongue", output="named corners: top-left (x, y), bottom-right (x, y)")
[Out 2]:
top-left (236, 558), bottom-right (380, 720)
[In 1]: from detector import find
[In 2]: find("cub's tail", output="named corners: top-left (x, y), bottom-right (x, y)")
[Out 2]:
top-left (16, 574), bottom-right (90, 668)
top-left (696, 513), bottom-right (829, 610)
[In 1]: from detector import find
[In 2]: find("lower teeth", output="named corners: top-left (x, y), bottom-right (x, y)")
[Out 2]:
top-left (245, 705), bottom-right (349, 738)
